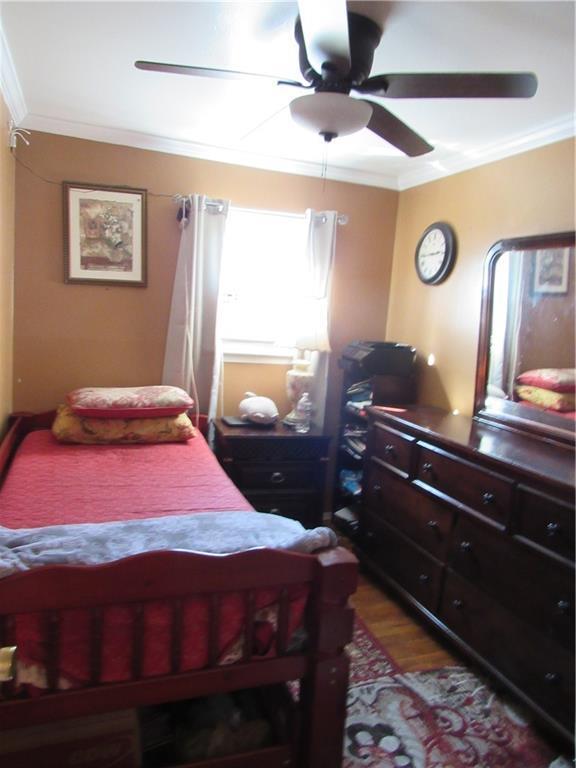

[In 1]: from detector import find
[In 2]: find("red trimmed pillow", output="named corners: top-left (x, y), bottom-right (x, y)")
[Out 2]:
top-left (516, 368), bottom-right (576, 393)
top-left (67, 386), bottom-right (194, 419)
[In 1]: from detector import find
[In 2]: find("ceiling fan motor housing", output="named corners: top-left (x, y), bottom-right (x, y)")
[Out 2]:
top-left (294, 12), bottom-right (382, 92)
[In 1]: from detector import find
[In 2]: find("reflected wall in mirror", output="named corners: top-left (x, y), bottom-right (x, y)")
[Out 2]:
top-left (475, 231), bottom-right (575, 445)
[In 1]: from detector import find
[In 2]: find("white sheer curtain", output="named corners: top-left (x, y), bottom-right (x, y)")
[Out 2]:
top-left (295, 209), bottom-right (339, 430)
top-left (162, 195), bottom-right (230, 421)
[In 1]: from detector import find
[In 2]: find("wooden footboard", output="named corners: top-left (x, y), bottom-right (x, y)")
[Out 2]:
top-left (0, 546), bottom-right (357, 767)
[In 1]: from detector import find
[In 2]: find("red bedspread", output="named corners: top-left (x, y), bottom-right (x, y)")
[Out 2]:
top-left (0, 430), bottom-right (252, 529)
top-left (1, 431), bottom-right (310, 692)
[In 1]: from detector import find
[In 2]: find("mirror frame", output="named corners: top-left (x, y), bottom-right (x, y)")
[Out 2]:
top-left (474, 230), bottom-right (576, 447)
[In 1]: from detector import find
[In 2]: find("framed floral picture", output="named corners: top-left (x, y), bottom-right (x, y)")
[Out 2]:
top-left (64, 182), bottom-right (147, 286)
top-left (533, 247), bottom-right (570, 295)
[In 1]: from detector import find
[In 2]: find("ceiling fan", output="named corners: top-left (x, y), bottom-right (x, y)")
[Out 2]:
top-left (135, 0), bottom-right (538, 157)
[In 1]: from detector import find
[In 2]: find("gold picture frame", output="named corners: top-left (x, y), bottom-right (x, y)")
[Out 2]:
top-left (64, 182), bottom-right (147, 286)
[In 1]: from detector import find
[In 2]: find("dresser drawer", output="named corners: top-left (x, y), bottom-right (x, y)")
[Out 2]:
top-left (515, 486), bottom-right (574, 561)
top-left (365, 461), bottom-right (454, 561)
top-left (362, 512), bottom-right (442, 613)
top-left (442, 571), bottom-right (574, 731)
top-left (449, 514), bottom-right (574, 648)
top-left (415, 442), bottom-right (513, 526)
top-left (372, 421), bottom-right (415, 478)
top-left (232, 461), bottom-right (320, 491)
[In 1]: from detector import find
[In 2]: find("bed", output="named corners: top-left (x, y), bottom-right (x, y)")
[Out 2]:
top-left (0, 410), bottom-right (357, 768)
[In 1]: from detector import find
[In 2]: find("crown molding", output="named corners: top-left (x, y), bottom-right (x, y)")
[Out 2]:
top-left (397, 114), bottom-right (575, 190)
top-left (21, 113), bottom-right (401, 190)
top-left (0, 18), bottom-right (27, 124)
top-left (18, 110), bottom-right (574, 193)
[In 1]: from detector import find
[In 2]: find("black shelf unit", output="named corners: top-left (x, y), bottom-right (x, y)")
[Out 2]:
top-left (332, 341), bottom-right (417, 539)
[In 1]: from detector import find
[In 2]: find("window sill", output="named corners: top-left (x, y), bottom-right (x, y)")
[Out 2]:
top-left (222, 342), bottom-right (295, 365)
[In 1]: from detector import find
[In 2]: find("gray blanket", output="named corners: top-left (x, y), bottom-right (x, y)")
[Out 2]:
top-left (0, 511), bottom-right (338, 578)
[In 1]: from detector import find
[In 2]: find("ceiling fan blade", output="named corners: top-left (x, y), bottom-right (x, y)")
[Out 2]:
top-left (296, 0), bottom-right (351, 78)
top-left (135, 60), bottom-right (306, 89)
top-left (356, 72), bottom-right (538, 99)
top-left (362, 100), bottom-right (433, 157)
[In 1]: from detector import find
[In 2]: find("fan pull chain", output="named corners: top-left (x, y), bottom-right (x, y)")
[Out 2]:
top-left (321, 142), bottom-right (329, 193)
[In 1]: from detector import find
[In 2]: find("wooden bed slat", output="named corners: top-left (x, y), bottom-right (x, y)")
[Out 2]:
top-left (88, 607), bottom-right (103, 686)
top-left (45, 612), bottom-right (61, 692)
top-left (207, 594), bottom-right (220, 667)
top-left (276, 587), bottom-right (290, 656)
top-left (242, 590), bottom-right (255, 663)
top-left (131, 603), bottom-right (145, 680)
top-left (170, 599), bottom-right (183, 674)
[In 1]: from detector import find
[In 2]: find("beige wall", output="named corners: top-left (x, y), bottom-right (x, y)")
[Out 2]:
top-left (387, 139), bottom-right (576, 416)
top-left (11, 131), bottom-right (576, 429)
top-left (0, 95), bottom-right (15, 434)
top-left (13, 132), bottom-right (398, 435)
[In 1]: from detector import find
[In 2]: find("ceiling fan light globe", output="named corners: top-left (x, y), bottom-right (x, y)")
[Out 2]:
top-left (289, 93), bottom-right (372, 138)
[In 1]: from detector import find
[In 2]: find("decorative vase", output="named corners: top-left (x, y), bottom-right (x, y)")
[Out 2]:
top-left (283, 358), bottom-right (314, 426)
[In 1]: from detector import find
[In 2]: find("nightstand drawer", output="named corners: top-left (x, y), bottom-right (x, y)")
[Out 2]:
top-left (245, 493), bottom-right (322, 529)
top-left (233, 461), bottom-right (320, 491)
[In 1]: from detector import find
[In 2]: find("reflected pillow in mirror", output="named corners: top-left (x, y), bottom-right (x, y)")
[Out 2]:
top-left (515, 385), bottom-right (576, 412)
top-left (516, 368), bottom-right (576, 393)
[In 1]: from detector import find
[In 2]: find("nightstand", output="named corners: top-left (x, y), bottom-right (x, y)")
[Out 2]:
top-left (213, 419), bottom-right (331, 528)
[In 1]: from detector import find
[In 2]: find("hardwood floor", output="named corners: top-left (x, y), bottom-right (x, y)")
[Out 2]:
top-left (350, 570), bottom-right (459, 673)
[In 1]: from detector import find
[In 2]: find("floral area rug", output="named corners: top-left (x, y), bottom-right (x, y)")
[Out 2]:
top-left (344, 619), bottom-right (571, 768)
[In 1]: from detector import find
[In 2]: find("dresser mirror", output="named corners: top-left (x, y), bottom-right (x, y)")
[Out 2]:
top-left (474, 231), bottom-right (575, 445)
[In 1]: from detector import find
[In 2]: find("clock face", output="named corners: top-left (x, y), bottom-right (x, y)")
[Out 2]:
top-left (415, 223), bottom-right (456, 284)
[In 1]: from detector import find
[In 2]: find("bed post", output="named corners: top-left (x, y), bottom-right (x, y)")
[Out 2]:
top-left (299, 547), bottom-right (358, 768)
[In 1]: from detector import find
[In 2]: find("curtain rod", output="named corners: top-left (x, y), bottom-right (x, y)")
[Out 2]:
top-left (233, 207), bottom-right (347, 226)
top-left (174, 196), bottom-right (347, 225)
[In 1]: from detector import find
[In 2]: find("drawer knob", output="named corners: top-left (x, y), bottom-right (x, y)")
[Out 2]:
top-left (557, 599), bottom-right (570, 615)
top-left (422, 462), bottom-right (433, 474)
top-left (459, 540), bottom-right (473, 553)
top-left (544, 672), bottom-right (560, 685)
top-left (426, 520), bottom-right (439, 530)
top-left (418, 574), bottom-right (430, 584)
top-left (546, 522), bottom-right (561, 537)
top-left (384, 444), bottom-right (396, 457)
top-left (482, 491), bottom-right (495, 505)
top-left (270, 472), bottom-right (286, 484)
top-left (452, 599), bottom-right (464, 610)
top-left (373, 484), bottom-right (382, 494)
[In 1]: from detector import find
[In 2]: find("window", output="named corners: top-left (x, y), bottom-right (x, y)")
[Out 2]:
top-left (219, 207), bottom-right (308, 361)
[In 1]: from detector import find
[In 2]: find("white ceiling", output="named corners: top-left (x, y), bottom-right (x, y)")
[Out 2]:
top-left (1, 1), bottom-right (574, 190)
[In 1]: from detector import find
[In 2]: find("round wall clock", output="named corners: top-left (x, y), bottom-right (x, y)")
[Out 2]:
top-left (415, 222), bottom-right (457, 285)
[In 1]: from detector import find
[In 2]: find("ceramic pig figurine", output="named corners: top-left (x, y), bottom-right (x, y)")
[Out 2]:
top-left (238, 392), bottom-right (279, 425)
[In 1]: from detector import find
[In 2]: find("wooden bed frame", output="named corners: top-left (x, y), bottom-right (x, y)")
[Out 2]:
top-left (0, 413), bottom-right (358, 768)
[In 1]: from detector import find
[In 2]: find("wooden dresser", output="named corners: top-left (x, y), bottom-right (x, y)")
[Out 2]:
top-left (360, 405), bottom-right (574, 742)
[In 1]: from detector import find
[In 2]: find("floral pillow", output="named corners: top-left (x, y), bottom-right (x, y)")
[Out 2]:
top-left (52, 405), bottom-right (196, 444)
top-left (67, 385), bottom-right (194, 419)
top-left (515, 385), bottom-right (576, 412)
top-left (516, 368), bottom-right (576, 393)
